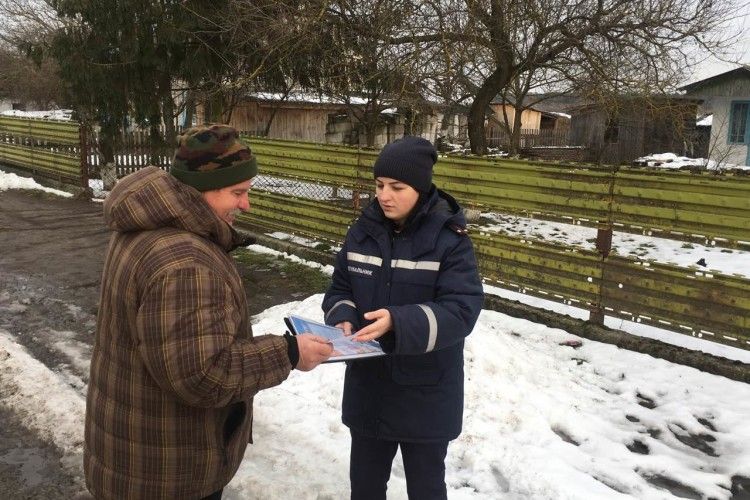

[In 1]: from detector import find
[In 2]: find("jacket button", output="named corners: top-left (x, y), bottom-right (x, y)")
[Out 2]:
top-left (386, 281), bottom-right (391, 286)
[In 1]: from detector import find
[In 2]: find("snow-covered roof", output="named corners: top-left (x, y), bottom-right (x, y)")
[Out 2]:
top-left (249, 92), bottom-right (369, 106)
top-left (548, 111), bottom-right (571, 119)
top-left (697, 114), bottom-right (713, 127)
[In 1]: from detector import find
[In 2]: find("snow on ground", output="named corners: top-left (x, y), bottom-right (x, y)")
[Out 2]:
top-left (1, 166), bottom-right (748, 497)
top-left (440, 145), bottom-right (509, 157)
top-left (248, 91), bottom-right (369, 106)
top-left (477, 212), bottom-right (750, 279)
top-left (633, 152), bottom-right (750, 171)
top-left (0, 330), bottom-right (85, 475)
top-left (2, 294), bottom-right (748, 499)
top-left (87, 178), bottom-right (107, 200)
top-left (0, 109), bottom-right (73, 121)
top-left (0, 169), bottom-right (73, 198)
top-left (247, 243), bottom-right (335, 275)
top-left (5, 167), bottom-right (750, 362)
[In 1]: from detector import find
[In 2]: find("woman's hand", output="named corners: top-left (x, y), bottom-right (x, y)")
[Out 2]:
top-left (336, 321), bottom-right (354, 336)
top-left (353, 309), bottom-right (392, 342)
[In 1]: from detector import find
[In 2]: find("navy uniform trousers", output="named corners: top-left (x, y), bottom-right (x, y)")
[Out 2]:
top-left (350, 430), bottom-right (449, 500)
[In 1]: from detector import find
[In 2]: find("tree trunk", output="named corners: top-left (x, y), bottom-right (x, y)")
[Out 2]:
top-left (99, 127), bottom-right (118, 190)
top-left (365, 117), bottom-right (377, 147)
top-left (183, 90), bottom-right (195, 129)
top-left (205, 93), bottom-right (223, 124)
top-left (468, 67), bottom-right (513, 155)
top-left (364, 106), bottom-right (379, 147)
top-left (510, 108), bottom-right (523, 154)
top-left (162, 94), bottom-right (176, 149)
top-left (149, 115), bottom-right (162, 167)
top-left (264, 85), bottom-right (293, 137)
top-left (403, 108), bottom-right (414, 136)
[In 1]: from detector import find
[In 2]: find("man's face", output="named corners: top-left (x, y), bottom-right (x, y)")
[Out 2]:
top-left (201, 178), bottom-right (253, 226)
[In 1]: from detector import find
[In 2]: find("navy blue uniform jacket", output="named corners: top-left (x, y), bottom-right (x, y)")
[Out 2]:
top-left (322, 187), bottom-right (484, 442)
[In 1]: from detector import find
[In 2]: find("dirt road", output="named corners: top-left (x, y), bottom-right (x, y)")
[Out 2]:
top-left (0, 188), bottom-right (326, 498)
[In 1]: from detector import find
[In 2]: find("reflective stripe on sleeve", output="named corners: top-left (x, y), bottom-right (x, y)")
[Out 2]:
top-left (325, 300), bottom-right (356, 321)
top-left (417, 304), bottom-right (438, 352)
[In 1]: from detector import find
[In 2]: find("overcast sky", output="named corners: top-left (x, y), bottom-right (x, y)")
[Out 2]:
top-left (684, 6), bottom-right (750, 84)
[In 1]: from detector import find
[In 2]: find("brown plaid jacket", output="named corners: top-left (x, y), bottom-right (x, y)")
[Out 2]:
top-left (84, 167), bottom-right (291, 499)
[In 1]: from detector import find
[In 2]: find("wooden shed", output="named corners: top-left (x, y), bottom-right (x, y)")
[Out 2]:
top-left (569, 96), bottom-right (701, 165)
top-left (196, 93), bottom-right (351, 143)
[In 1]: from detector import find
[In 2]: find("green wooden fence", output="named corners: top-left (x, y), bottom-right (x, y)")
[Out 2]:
top-left (241, 137), bottom-right (750, 349)
top-left (3, 126), bottom-right (747, 349)
top-left (0, 116), bottom-right (86, 187)
top-left (246, 137), bottom-right (750, 249)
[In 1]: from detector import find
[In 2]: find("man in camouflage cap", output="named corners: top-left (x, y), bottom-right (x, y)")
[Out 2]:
top-left (171, 124), bottom-right (258, 192)
top-left (84, 124), bottom-right (332, 499)
top-left (171, 124), bottom-right (258, 225)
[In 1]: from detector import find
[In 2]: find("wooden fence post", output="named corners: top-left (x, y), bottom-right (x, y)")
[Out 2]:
top-left (589, 165), bottom-right (617, 325)
top-left (353, 146), bottom-right (362, 212)
top-left (79, 122), bottom-right (89, 189)
top-left (589, 225), bottom-right (613, 324)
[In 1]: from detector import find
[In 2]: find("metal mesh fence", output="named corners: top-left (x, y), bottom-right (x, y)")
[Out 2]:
top-left (253, 174), bottom-right (373, 213)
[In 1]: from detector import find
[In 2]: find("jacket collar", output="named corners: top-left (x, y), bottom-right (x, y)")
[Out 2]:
top-left (359, 187), bottom-right (466, 256)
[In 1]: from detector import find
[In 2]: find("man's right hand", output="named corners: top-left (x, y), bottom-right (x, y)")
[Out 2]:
top-left (295, 334), bottom-right (334, 371)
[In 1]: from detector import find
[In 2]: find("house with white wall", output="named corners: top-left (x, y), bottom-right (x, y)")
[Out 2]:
top-left (681, 66), bottom-right (750, 167)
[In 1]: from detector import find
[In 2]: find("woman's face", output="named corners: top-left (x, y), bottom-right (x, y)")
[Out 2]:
top-left (375, 177), bottom-right (420, 226)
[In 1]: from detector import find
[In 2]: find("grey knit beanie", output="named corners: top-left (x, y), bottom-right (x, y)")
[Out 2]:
top-left (373, 136), bottom-right (437, 192)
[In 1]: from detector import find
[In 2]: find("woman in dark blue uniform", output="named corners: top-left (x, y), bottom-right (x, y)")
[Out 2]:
top-left (323, 136), bottom-right (484, 499)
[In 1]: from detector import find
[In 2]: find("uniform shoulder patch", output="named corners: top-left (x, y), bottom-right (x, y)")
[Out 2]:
top-left (449, 224), bottom-right (468, 236)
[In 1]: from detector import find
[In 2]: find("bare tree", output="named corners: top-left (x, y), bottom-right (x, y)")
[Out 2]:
top-left (389, 0), bottom-right (742, 154)
top-left (0, 0), bottom-right (65, 47)
top-left (0, 43), bottom-right (64, 108)
top-left (223, 0), bottom-right (434, 146)
top-left (316, 0), bottom-right (428, 146)
top-left (0, 0), bottom-right (68, 108)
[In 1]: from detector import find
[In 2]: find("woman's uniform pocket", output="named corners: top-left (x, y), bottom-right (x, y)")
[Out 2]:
top-left (390, 353), bottom-right (443, 386)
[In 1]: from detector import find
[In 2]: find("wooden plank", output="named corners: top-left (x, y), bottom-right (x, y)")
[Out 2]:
top-left (0, 143), bottom-right (80, 176)
top-left (0, 117), bottom-right (80, 144)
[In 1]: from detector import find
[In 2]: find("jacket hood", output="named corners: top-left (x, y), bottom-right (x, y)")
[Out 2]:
top-left (103, 166), bottom-right (242, 252)
top-left (361, 187), bottom-right (467, 255)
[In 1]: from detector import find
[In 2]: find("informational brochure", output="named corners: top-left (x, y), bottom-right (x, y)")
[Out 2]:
top-left (284, 314), bottom-right (385, 362)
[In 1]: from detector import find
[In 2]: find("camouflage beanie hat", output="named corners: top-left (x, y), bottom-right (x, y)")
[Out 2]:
top-left (170, 124), bottom-right (258, 192)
